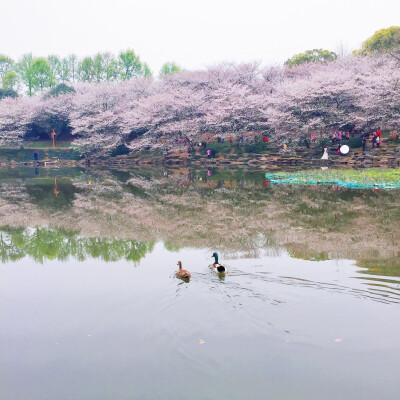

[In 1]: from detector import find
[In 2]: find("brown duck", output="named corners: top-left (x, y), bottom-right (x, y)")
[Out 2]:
top-left (176, 261), bottom-right (191, 279)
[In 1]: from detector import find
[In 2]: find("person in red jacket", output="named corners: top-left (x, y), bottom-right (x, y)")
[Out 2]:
top-left (376, 128), bottom-right (382, 147)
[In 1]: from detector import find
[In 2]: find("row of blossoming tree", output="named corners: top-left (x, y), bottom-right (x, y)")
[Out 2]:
top-left (0, 53), bottom-right (399, 154)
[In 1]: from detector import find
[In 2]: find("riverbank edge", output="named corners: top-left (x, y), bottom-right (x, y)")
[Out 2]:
top-left (1, 147), bottom-right (400, 169)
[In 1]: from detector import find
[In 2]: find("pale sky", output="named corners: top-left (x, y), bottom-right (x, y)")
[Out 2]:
top-left (1, 0), bottom-right (399, 73)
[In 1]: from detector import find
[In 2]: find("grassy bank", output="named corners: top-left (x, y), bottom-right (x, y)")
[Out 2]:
top-left (0, 147), bottom-right (80, 162)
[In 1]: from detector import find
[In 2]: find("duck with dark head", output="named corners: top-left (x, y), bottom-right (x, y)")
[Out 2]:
top-left (211, 252), bottom-right (226, 273)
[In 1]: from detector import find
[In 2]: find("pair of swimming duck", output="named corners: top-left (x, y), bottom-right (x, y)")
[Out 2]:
top-left (176, 252), bottom-right (226, 279)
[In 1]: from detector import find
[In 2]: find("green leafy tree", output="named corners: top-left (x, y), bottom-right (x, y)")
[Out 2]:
top-left (0, 54), bottom-right (14, 81)
top-left (92, 52), bottom-right (119, 82)
top-left (159, 62), bottom-right (181, 76)
top-left (31, 57), bottom-right (53, 92)
top-left (59, 57), bottom-right (71, 83)
top-left (118, 49), bottom-right (143, 80)
top-left (2, 70), bottom-right (18, 91)
top-left (49, 55), bottom-right (72, 84)
top-left (16, 53), bottom-right (35, 96)
top-left (93, 53), bottom-right (104, 82)
top-left (285, 49), bottom-right (338, 67)
top-left (78, 57), bottom-right (95, 82)
top-left (357, 26), bottom-right (400, 55)
top-left (48, 54), bottom-right (62, 85)
top-left (17, 55), bottom-right (53, 95)
top-left (101, 52), bottom-right (119, 81)
top-left (142, 62), bottom-right (152, 78)
top-left (68, 54), bottom-right (78, 82)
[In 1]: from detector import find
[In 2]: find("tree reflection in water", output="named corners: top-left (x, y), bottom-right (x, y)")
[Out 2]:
top-left (0, 166), bottom-right (399, 276)
top-left (0, 226), bottom-right (154, 264)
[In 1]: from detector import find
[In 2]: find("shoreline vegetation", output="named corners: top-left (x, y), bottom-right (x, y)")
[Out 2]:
top-left (1, 133), bottom-right (400, 169)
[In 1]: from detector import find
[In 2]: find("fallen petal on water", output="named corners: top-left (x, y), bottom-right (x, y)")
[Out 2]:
top-left (334, 338), bottom-right (342, 343)
top-left (199, 339), bottom-right (205, 344)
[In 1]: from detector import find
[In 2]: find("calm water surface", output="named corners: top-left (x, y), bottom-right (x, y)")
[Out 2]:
top-left (0, 167), bottom-right (399, 400)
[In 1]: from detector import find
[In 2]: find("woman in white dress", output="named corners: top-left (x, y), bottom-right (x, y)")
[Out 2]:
top-left (321, 147), bottom-right (329, 160)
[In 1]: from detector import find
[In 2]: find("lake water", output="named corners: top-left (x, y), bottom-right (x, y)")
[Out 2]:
top-left (1, 166), bottom-right (400, 400)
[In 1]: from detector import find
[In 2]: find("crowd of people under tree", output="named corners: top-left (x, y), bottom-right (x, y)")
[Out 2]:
top-left (169, 127), bottom-right (398, 159)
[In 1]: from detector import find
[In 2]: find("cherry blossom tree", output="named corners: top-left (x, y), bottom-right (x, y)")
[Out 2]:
top-left (0, 97), bottom-right (39, 145)
top-left (1, 55), bottom-right (399, 154)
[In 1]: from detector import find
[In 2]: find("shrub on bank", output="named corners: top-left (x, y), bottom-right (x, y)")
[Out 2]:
top-left (315, 138), bottom-right (331, 151)
top-left (347, 136), bottom-right (362, 148)
top-left (245, 141), bottom-right (268, 153)
top-left (110, 144), bottom-right (130, 157)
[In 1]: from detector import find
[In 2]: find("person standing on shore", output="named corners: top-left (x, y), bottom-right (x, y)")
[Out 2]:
top-left (372, 132), bottom-right (377, 148)
top-left (376, 128), bottom-right (382, 147)
top-left (321, 147), bottom-right (329, 160)
top-left (362, 134), bottom-right (367, 152)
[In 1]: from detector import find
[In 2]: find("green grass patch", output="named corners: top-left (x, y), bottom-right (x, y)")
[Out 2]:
top-left (0, 147), bottom-right (81, 161)
top-left (22, 141), bottom-right (72, 149)
top-left (195, 140), bottom-right (274, 157)
top-left (265, 168), bottom-right (400, 189)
